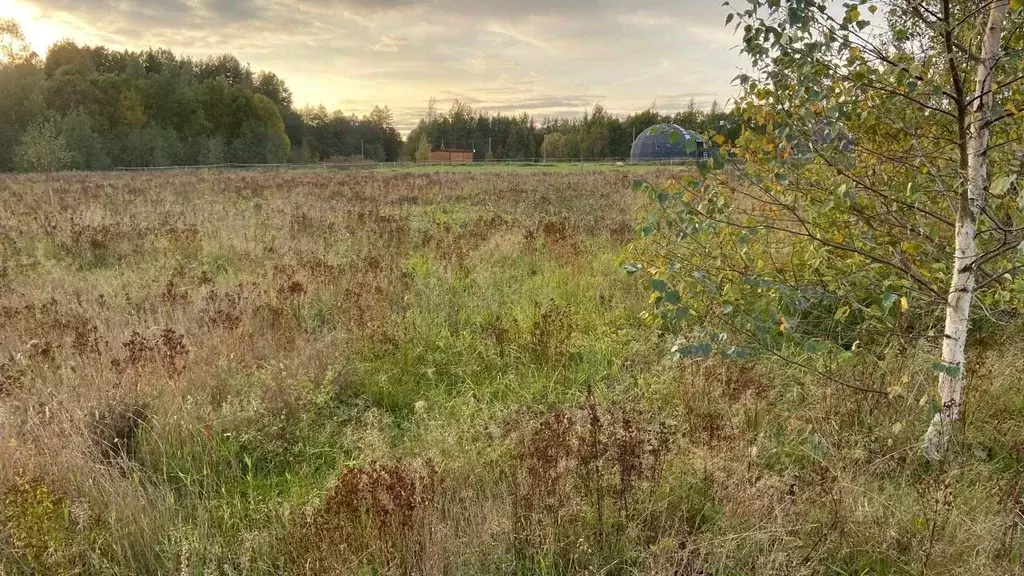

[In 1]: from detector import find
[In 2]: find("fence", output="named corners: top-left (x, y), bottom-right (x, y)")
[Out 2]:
top-left (103, 157), bottom-right (719, 173)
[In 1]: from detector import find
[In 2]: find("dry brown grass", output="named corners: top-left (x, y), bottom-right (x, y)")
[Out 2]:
top-left (0, 169), bottom-right (1022, 575)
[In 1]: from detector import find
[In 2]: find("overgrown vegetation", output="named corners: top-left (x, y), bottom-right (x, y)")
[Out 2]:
top-left (635, 0), bottom-right (1024, 463)
top-left (1, 169), bottom-right (1023, 575)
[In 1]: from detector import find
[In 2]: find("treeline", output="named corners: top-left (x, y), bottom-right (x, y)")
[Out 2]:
top-left (406, 99), bottom-right (741, 162)
top-left (0, 18), bottom-right (739, 171)
top-left (0, 19), bottom-right (401, 172)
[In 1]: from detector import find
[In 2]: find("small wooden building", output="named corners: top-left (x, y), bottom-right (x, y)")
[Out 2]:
top-left (427, 148), bottom-right (474, 164)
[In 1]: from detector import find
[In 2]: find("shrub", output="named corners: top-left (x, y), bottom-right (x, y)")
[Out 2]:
top-left (14, 114), bottom-right (70, 172)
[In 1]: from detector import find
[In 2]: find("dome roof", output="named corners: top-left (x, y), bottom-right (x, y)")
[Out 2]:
top-left (630, 123), bottom-right (707, 162)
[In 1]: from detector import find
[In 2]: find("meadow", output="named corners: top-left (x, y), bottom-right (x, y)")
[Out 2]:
top-left (1, 169), bottom-right (1023, 575)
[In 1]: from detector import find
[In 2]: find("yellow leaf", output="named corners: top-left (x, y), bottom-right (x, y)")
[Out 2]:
top-left (899, 296), bottom-right (909, 312)
top-left (778, 316), bottom-right (789, 333)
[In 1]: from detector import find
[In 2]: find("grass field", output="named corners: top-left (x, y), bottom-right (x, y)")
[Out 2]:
top-left (1, 170), bottom-right (1023, 575)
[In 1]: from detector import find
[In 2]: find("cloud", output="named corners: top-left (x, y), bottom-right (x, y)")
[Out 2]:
top-left (20, 0), bottom-right (748, 132)
top-left (368, 34), bottom-right (408, 52)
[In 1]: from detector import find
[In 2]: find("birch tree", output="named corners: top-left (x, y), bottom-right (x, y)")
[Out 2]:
top-left (636, 0), bottom-right (1024, 461)
top-left (925, 0), bottom-right (1011, 461)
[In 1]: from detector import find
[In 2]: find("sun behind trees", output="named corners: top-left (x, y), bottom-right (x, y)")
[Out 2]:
top-left (0, 19), bottom-right (403, 170)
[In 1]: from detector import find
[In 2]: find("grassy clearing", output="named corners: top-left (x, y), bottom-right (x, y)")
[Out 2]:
top-left (0, 170), bottom-right (1022, 575)
top-left (381, 163), bottom-right (685, 174)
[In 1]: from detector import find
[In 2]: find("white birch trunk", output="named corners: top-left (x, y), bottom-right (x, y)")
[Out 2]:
top-left (923, 0), bottom-right (1009, 463)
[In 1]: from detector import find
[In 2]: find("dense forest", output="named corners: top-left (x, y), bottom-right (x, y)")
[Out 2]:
top-left (0, 18), bottom-right (739, 171)
top-left (405, 98), bottom-right (740, 161)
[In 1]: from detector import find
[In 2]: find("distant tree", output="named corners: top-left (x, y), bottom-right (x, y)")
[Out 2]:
top-left (146, 124), bottom-right (184, 167)
top-left (1, 18), bottom-right (35, 64)
top-left (280, 107), bottom-right (305, 154)
top-left (254, 71), bottom-right (293, 109)
top-left (43, 40), bottom-right (94, 77)
top-left (673, 98), bottom-right (703, 130)
top-left (15, 114), bottom-right (69, 172)
top-left (141, 48), bottom-right (177, 76)
top-left (364, 143), bottom-right (385, 162)
top-left (229, 120), bottom-right (270, 164)
top-left (44, 66), bottom-right (102, 118)
top-left (563, 131), bottom-right (580, 161)
top-left (116, 88), bottom-right (146, 128)
top-left (426, 97), bottom-right (438, 123)
top-left (199, 136), bottom-right (225, 165)
top-left (292, 141), bottom-right (313, 164)
top-left (141, 66), bottom-right (198, 131)
top-left (62, 112), bottom-right (109, 170)
top-left (541, 132), bottom-right (565, 161)
top-left (366, 105), bottom-right (402, 161)
top-left (416, 133), bottom-right (431, 162)
top-left (448, 99), bottom-right (474, 147)
top-left (0, 37), bottom-right (44, 171)
top-left (251, 93), bottom-right (290, 162)
top-left (196, 54), bottom-right (253, 87)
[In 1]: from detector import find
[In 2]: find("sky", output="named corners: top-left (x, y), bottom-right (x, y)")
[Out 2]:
top-left (1, 0), bottom-right (748, 132)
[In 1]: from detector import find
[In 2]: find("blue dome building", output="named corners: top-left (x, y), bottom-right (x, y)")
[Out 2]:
top-left (630, 123), bottom-right (707, 162)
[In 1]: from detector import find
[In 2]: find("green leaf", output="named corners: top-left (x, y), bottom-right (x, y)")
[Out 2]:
top-left (912, 514), bottom-right (928, 533)
top-left (929, 361), bottom-right (962, 379)
top-left (673, 342), bottom-right (714, 359)
top-left (882, 292), bottom-right (899, 310)
top-left (804, 340), bottom-right (828, 354)
top-left (992, 175), bottom-right (1017, 197)
top-left (722, 346), bottom-right (752, 359)
top-left (711, 147), bottom-right (726, 169)
top-left (663, 290), bottom-right (681, 306)
top-left (650, 279), bottom-right (670, 293)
